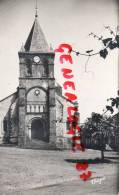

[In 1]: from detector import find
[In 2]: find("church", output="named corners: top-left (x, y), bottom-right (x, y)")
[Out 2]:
top-left (0, 11), bottom-right (75, 149)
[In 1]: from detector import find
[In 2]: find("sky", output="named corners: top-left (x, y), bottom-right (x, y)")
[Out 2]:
top-left (0, 0), bottom-right (118, 122)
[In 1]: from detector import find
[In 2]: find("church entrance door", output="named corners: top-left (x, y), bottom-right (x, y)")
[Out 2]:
top-left (31, 118), bottom-right (47, 141)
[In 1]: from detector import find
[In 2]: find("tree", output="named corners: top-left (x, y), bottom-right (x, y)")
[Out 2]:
top-left (81, 110), bottom-right (118, 160)
top-left (81, 113), bottom-right (105, 160)
top-left (70, 26), bottom-right (119, 73)
top-left (105, 96), bottom-right (119, 114)
top-left (72, 25), bottom-right (119, 156)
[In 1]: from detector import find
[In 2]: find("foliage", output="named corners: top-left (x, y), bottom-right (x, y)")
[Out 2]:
top-left (71, 26), bottom-right (119, 72)
top-left (81, 111), bottom-right (117, 151)
top-left (73, 25), bottom-right (119, 152)
top-left (105, 95), bottom-right (119, 114)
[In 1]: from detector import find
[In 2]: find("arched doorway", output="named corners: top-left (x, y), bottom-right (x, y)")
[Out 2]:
top-left (31, 118), bottom-right (47, 141)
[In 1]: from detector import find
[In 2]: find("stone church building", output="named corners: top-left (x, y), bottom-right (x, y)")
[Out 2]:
top-left (0, 13), bottom-right (75, 149)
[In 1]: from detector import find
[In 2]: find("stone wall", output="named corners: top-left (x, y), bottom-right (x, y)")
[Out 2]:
top-left (56, 94), bottom-right (74, 149)
top-left (0, 93), bottom-right (16, 142)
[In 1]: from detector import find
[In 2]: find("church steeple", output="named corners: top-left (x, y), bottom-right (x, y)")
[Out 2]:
top-left (24, 5), bottom-right (50, 53)
top-left (18, 2), bottom-right (56, 149)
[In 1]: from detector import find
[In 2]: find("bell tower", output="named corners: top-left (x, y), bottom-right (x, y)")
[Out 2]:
top-left (18, 11), bottom-right (56, 148)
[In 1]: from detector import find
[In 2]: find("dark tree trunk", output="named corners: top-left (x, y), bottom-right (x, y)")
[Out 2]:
top-left (101, 131), bottom-right (105, 160)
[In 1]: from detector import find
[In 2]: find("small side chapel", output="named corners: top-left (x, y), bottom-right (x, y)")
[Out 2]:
top-left (0, 11), bottom-right (74, 149)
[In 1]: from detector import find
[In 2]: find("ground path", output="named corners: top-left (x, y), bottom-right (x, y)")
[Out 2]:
top-left (0, 147), bottom-right (118, 195)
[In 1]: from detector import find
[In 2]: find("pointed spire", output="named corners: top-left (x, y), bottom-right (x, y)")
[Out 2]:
top-left (24, 2), bottom-right (52, 53)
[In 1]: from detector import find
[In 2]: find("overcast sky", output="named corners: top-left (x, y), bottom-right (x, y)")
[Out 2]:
top-left (0, 0), bottom-right (118, 122)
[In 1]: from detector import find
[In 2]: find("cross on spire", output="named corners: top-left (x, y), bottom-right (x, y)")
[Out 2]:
top-left (35, 0), bottom-right (38, 18)
top-left (24, 0), bottom-right (53, 52)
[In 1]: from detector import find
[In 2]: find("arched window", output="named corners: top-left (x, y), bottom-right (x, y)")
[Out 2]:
top-left (26, 58), bottom-right (32, 76)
